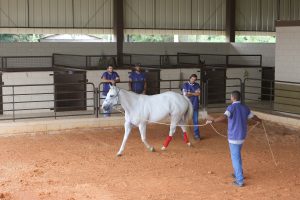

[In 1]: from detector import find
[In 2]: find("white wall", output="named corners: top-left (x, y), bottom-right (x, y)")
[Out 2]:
top-left (0, 42), bottom-right (115, 56)
top-left (229, 43), bottom-right (275, 67)
top-left (275, 26), bottom-right (300, 82)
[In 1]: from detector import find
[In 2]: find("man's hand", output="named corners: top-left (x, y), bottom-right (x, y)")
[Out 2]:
top-left (206, 120), bottom-right (213, 125)
top-left (110, 80), bottom-right (116, 85)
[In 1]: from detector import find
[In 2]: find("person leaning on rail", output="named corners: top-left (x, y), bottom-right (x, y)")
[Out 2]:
top-left (206, 90), bottom-right (262, 187)
top-left (128, 63), bottom-right (147, 94)
top-left (101, 65), bottom-right (120, 117)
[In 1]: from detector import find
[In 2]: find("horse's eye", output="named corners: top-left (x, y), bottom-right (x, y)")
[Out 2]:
top-left (110, 95), bottom-right (114, 97)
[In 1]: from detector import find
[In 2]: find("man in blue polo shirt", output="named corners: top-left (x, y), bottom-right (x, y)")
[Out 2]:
top-left (182, 74), bottom-right (201, 140)
top-left (129, 63), bottom-right (147, 94)
top-left (206, 91), bottom-right (261, 187)
top-left (101, 65), bottom-right (120, 116)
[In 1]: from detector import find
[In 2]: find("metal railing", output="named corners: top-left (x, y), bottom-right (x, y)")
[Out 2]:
top-left (53, 53), bottom-right (118, 70)
top-left (244, 78), bottom-right (274, 111)
top-left (1, 77), bottom-right (300, 121)
top-left (0, 53), bottom-right (263, 72)
top-left (1, 56), bottom-right (53, 71)
top-left (0, 82), bottom-right (95, 121)
top-left (123, 53), bottom-right (262, 69)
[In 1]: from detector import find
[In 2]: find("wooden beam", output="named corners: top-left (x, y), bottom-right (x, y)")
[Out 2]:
top-left (226, 0), bottom-right (235, 43)
top-left (276, 20), bottom-right (300, 27)
top-left (113, 0), bottom-right (124, 67)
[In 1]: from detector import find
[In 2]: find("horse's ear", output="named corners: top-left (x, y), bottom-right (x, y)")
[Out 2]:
top-left (109, 84), bottom-right (112, 89)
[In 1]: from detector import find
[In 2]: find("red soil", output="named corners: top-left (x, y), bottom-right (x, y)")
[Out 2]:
top-left (0, 121), bottom-right (299, 200)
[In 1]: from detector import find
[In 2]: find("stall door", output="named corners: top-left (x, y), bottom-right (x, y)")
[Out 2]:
top-left (261, 67), bottom-right (275, 101)
top-left (54, 71), bottom-right (86, 112)
top-left (202, 68), bottom-right (226, 104)
top-left (145, 69), bottom-right (160, 95)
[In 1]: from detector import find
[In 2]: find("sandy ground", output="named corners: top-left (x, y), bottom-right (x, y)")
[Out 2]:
top-left (0, 121), bottom-right (299, 200)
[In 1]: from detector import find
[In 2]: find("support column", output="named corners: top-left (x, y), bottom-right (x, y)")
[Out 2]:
top-left (226, 0), bottom-right (235, 43)
top-left (113, 0), bottom-right (124, 67)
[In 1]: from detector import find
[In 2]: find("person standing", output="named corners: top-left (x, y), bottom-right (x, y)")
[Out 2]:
top-left (182, 74), bottom-right (201, 140)
top-left (206, 91), bottom-right (262, 187)
top-left (129, 63), bottom-right (147, 94)
top-left (101, 65), bottom-right (120, 116)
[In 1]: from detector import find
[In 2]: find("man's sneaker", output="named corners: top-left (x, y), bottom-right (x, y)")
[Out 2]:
top-left (233, 181), bottom-right (244, 187)
top-left (231, 173), bottom-right (246, 179)
top-left (194, 136), bottom-right (201, 141)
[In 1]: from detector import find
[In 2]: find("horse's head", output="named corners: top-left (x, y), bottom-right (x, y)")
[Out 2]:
top-left (102, 85), bottom-right (120, 112)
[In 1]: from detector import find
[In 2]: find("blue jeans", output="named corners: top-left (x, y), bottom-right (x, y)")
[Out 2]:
top-left (229, 143), bottom-right (244, 184)
top-left (193, 110), bottom-right (200, 138)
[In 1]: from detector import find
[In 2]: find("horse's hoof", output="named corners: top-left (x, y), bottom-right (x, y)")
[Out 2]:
top-left (187, 142), bottom-right (192, 147)
top-left (149, 147), bottom-right (155, 152)
top-left (161, 146), bottom-right (166, 151)
top-left (116, 153), bottom-right (122, 157)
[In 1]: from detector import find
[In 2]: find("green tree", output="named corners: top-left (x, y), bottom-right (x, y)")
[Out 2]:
top-left (0, 34), bottom-right (43, 42)
top-left (128, 34), bottom-right (174, 42)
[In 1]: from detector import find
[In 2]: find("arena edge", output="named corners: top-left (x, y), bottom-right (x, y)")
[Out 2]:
top-left (0, 117), bottom-right (125, 137)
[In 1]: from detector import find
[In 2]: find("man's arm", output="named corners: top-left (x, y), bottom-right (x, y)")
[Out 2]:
top-left (206, 106), bottom-right (231, 124)
top-left (209, 115), bottom-right (227, 123)
top-left (101, 76), bottom-right (113, 83)
top-left (187, 88), bottom-right (200, 97)
top-left (115, 75), bottom-right (120, 83)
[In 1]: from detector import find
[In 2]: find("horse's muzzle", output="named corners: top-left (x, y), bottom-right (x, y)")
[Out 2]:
top-left (102, 104), bottom-right (111, 111)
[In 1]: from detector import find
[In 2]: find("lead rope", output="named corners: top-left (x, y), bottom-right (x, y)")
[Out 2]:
top-left (262, 121), bottom-right (279, 166)
top-left (112, 107), bottom-right (278, 166)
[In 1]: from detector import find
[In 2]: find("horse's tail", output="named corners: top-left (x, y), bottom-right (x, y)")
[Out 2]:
top-left (183, 96), bottom-right (194, 139)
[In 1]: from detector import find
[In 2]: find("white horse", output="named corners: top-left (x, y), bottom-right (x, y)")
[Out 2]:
top-left (102, 85), bottom-right (193, 156)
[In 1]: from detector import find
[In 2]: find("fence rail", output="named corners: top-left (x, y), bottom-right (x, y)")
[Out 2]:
top-left (0, 82), bottom-right (95, 121)
top-left (1, 77), bottom-right (300, 121)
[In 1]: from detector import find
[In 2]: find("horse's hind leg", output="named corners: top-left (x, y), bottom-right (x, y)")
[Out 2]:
top-left (117, 121), bottom-right (132, 156)
top-left (161, 119), bottom-right (179, 151)
top-left (179, 119), bottom-right (191, 147)
top-left (139, 123), bottom-right (155, 152)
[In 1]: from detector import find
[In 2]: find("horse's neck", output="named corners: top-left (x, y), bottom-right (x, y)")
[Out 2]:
top-left (119, 89), bottom-right (138, 113)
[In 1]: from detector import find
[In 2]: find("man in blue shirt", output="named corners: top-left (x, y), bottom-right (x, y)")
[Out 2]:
top-left (206, 91), bottom-right (261, 187)
top-left (129, 63), bottom-right (147, 94)
top-left (182, 74), bottom-right (201, 140)
top-left (101, 65), bottom-right (120, 116)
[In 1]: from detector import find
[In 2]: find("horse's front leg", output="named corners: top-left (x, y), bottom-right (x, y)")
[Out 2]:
top-left (139, 123), bottom-right (155, 152)
top-left (117, 121), bottom-right (132, 156)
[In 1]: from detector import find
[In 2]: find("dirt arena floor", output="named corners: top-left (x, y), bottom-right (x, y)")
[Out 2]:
top-left (0, 120), bottom-right (299, 200)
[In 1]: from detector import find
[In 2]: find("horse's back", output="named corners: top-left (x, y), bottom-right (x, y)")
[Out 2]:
top-left (146, 91), bottom-right (189, 114)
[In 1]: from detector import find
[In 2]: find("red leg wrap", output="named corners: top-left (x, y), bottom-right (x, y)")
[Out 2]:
top-left (183, 132), bottom-right (189, 143)
top-left (163, 136), bottom-right (173, 147)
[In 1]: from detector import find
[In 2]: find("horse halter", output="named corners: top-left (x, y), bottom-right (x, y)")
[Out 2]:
top-left (109, 87), bottom-right (121, 106)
